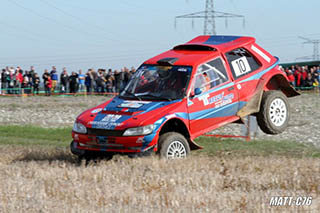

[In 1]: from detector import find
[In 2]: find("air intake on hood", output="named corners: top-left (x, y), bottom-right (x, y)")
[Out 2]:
top-left (157, 57), bottom-right (179, 65)
top-left (173, 44), bottom-right (216, 51)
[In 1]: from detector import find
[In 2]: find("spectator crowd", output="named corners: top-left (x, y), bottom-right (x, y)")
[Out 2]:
top-left (1, 64), bottom-right (320, 96)
top-left (0, 66), bottom-right (136, 96)
top-left (282, 65), bottom-right (320, 89)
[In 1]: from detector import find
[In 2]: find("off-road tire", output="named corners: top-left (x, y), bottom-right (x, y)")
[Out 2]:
top-left (257, 90), bottom-right (290, 134)
top-left (158, 132), bottom-right (190, 159)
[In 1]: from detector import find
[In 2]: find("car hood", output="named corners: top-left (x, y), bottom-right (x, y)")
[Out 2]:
top-left (77, 96), bottom-right (184, 130)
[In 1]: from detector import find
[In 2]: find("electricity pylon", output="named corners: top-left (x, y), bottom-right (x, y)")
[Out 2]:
top-left (175, 0), bottom-right (245, 35)
top-left (297, 36), bottom-right (320, 61)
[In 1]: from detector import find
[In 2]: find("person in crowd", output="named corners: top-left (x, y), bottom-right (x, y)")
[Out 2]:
top-left (1, 69), bottom-right (7, 94)
top-left (45, 76), bottom-right (52, 96)
top-left (301, 66), bottom-right (308, 87)
top-left (69, 71), bottom-right (78, 94)
top-left (42, 69), bottom-right (50, 89)
top-left (294, 67), bottom-right (302, 89)
top-left (7, 67), bottom-right (15, 94)
top-left (90, 69), bottom-right (98, 93)
top-left (305, 73), bottom-right (315, 89)
top-left (123, 67), bottom-right (131, 89)
top-left (15, 67), bottom-right (23, 94)
top-left (287, 70), bottom-right (295, 87)
top-left (130, 67), bottom-right (136, 77)
top-left (106, 76), bottom-right (113, 93)
top-left (50, 66), bottom-right (58, 94)
top-left (96, 69), bottom-right (106, 93)
top-left (22, 71), bottom-right (30, 94)
top-left (33, 73), bottom-right (40, 95)
top-left (114, 69), bottom-right (122, 93)
top-left (78, 69), bottom-right (85, 92)
top-left (29, 66), bottom-right (36, 79)
top-left (60, 68), bottom-right (69, 93)
top-left (85, 70), bottom-right (92, 93)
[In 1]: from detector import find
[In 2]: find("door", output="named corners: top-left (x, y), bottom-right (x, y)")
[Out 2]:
top-left (224, 47), bottom-right (262, 105)
top-left (188, 57), bottom-right (239, 136)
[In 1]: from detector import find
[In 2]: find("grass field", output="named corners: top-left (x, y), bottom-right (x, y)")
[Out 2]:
top-left (0, 125), bottom-right (319, 212)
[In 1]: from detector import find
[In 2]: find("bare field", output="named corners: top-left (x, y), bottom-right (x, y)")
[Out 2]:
top-left (0, 146), bottom-right (319, 212)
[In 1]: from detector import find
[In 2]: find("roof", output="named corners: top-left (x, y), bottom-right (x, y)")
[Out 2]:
top-left (144, 35), bottom-right (256, 66)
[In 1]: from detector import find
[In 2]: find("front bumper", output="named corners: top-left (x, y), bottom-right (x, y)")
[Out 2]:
top-left (71, 131), bottom-right (158, 153)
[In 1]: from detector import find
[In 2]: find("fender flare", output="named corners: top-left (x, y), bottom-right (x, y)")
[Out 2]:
top-left (158, 117), bottom-right (203, 150)
top-left (237, 74), bottom-right (300, 118)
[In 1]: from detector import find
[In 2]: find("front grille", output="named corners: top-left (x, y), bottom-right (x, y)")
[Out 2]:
top-left (87, 128), bottom-right (125, 137)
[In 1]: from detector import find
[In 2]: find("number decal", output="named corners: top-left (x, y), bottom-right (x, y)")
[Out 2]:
top-left (231, 56), bottom-right (251, 77)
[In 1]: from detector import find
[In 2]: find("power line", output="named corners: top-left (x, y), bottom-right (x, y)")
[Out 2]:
top-left (175, 0), bottom-right (245, 35)
top-left (298, 36), bottom-right (320, 61)
top-left (7, 0), bottom-right (120, 42)
top-left (38, 0), bottom-right (145, 44)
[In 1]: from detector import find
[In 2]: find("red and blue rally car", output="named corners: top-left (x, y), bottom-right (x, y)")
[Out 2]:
top-left (71, 35), bottom-right (299, 160)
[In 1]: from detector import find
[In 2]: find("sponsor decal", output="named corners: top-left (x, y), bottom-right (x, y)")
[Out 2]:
top-left (91, 108), bottom-right (103, 114)
top-left (198, 92), bottom-right (234, 108)
top-left (251, 45), bottom-right (271, 63)
top-left (118, 100), bottom-right (151, 108)
top-left (136, 137), bottom-right (144, 143)
top-left (89, 114), bottom-right (123, 129)
top-left (101, 114), bottom-right (122, 122)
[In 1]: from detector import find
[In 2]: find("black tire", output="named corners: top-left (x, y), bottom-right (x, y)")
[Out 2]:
top-left (257, 90), bottom-right (290, 134)
top-left (158, 132), bottom-right (190, 159)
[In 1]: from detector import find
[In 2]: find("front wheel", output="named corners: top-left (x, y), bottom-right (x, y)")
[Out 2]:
top-left (158, 132), bottom-right (190, 159)
top-left (257, 90), bottom-right (290, 134)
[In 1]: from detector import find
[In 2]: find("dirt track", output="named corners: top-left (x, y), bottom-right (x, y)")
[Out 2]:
top-left (0, 93), bottom-right (319, 146)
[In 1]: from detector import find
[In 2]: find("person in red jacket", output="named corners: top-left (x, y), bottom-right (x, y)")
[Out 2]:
top-left (301, 66), bottom-right (308, 87)
top-left (45, 76), bottom-right (52, 96)
top-left (294, 67), bottom-right (302, 88)
top-left (287, 70), bottom-right (295, 87)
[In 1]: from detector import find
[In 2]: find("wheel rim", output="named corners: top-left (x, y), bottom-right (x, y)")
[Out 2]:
top-left (269, 98), bottom-right (287, 127)
top-left (166, 141), bottom-right (187, 159)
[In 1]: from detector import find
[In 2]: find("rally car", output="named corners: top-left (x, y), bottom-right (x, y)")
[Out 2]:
top-left (71, 35), bottom-right (299, 160)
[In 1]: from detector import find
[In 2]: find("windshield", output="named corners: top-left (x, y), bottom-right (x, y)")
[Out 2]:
top-left (120, 64), bottom-right (192, 100)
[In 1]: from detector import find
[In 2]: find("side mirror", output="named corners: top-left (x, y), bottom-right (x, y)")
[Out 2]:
top-left (194, 88), bottom-right (202, 96)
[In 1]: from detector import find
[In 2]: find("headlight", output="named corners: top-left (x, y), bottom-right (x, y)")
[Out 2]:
top-left (123, 124), bottom-right (154, 136)
top-left (73, 122), bottom-right (87, 134)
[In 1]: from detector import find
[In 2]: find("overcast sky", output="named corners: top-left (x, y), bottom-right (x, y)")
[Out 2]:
top-left (1, 0), bottom-right (319, 73)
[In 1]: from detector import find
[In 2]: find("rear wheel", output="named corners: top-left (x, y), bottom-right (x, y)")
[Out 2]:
top-left (257, 90), bottom-right (290, 134)
top-left (159, 132), bottom-right (190, 159)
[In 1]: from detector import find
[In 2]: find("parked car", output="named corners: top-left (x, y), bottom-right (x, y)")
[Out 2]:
top-left (71, 35), bottom-right (299, 160)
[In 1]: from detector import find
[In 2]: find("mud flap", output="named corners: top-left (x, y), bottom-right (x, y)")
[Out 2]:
top-left (188, 139), bottom-right (203, 150)
top-left (237, 89), bottom-right (263, 118)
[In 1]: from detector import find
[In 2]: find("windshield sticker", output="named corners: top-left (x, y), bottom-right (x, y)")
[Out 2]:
top-left (91, 108), bottom-right (102, 114)
top-left (178, 68), bottom-right (188, 72)
top-left (198, 92), bottom-right (234, 107)
top-left (231, 56), bottom-right (251, 77)
top-left (118, 100), bottom-right (151, 108)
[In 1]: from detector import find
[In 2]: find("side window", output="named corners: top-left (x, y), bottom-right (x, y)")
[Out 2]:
top-left (226, 48), bottom-right (261, 79)
top-left (194, 57), bottom-right (229, 92)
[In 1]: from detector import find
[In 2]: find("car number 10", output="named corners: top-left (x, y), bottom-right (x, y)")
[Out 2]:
top-left (231, 56), bottom-right (252, 77)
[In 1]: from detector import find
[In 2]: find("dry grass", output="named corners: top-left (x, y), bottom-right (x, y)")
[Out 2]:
top-left (0, 146), bottom-right (319, 212)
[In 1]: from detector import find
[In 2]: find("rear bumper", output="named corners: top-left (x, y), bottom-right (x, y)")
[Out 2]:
top-left (71, 131), bottom-right (158, 154)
